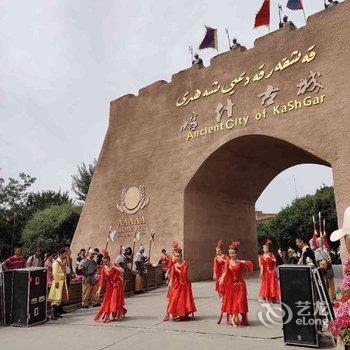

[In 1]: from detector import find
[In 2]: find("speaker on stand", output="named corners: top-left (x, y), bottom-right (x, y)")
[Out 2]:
top-left (279, 264), bottom-right (335, 347)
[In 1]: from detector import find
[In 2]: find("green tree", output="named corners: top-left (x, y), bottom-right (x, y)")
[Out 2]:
top-left (0, 172), bottom-right (36, 211)
top-left (21, 204), bottom-right (82, 256)
top-left (257, 186), bottom-right (338, 250)
top-left (71, 159), bottom-right (96, 201)
top-left (0, 172), bottom-right (36, 253)
top-left (25, 190), bottom-right (72, 218)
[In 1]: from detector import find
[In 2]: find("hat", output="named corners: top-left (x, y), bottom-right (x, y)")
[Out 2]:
top-left (330, 206), bottom-right (350, 241)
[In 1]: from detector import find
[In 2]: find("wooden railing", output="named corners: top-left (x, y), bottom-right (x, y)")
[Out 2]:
top-left (58, 265), bottom-right (165, 307)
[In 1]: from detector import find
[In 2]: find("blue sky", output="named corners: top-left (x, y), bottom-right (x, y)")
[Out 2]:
top-left (0, 0), bottom-right (333, 213)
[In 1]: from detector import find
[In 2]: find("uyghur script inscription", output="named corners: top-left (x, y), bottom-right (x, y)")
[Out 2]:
top-left (176, 45), bottom-right (317, 108)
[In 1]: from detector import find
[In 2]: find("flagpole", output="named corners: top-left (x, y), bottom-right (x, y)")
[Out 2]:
top-left (105, 224), bottom-right (111, 251)
top-left (148, 234), bottom-right (152, 266)
top-left (301, 0), bottom-right (307, 23)
top-left (318, 212), bottom-right (322, 236)
top-left (189, 45), bottom-right (193, 65)
top-left (130, 226), bottom-right (138, 271)
top-left (225, 28), bottom-right (231, 50)
top-left (131, 236), bottom-right (136, 271)
top-left (268, 0), bottom-right (271, 33)
top-left (278, 4), bottom-right (282, 27)
top-left (312, 215), bottom-right (317, 236)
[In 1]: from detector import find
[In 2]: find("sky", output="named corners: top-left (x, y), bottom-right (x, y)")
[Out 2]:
top-left (0, 0), bottom-right (333, 213)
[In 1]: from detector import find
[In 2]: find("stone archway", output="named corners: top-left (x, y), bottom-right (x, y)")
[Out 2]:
top-left (183, 134), bottom-right (330, 280)
top-left (71, 2), bottom-right (350, 281)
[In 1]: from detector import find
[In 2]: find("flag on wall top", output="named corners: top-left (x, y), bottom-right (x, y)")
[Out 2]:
top-left (199, 26), bottom-right (218, 50)
top-left (254, 0), bottom-right (270, 28)
top-left (287, 0), bottom-right (304, 10)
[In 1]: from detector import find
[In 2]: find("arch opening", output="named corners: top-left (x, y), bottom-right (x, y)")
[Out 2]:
top-left (184, 135), bottom-right (331, 281)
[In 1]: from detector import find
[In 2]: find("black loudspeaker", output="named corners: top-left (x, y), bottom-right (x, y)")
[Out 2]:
top-left (279, 265), bottom-right (319, 347)
top-left (0, 271), bottom-right (14, 326)
top-left (11, 268), bottom-right (47, 327)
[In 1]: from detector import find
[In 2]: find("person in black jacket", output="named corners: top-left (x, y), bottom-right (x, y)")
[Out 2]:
top-left (296, 236), bottom-right (317, 267)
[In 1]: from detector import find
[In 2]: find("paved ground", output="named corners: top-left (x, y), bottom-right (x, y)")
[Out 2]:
top-left (0, 267), bottom-right (341, 350)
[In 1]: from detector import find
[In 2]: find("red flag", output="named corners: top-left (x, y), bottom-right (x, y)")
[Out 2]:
top-left (254, 0), bottom-right (270, 29)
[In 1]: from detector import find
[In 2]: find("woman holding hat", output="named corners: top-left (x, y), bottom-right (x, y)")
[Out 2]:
top-left (331, 206), bottom-right (350, 270)
top-left (213, 240), bottom-right (228, 302)
top-left (94, 250), bottom-right (127, 323)
top-left (219, 241), bottom-right (253, 327)
top-left (258, 239), bottom-right (280, 303)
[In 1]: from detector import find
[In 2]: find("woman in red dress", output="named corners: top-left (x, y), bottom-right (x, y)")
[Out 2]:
top-left (163, 244), bottom-right (196, 321)
top-left (166, 241), bottom-right (179, 300)
top-left (213, 240), bottom-right (228, 302)
top-left (259, 239), bottom-right (280, 303)
top-left (219, 241), bottom-right (253, 327)
top-left (94, 250), bottom-right (127, 323)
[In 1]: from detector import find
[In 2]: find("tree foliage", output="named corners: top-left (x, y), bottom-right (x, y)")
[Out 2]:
top-left (257, 186), bottom-right (338, 250)
top-left (21, 204), bottom-right (82, 256)
top-left (0, 172), bottom-right (36, 254)
top-left (0, 172), bottom-right (75, 258)
top-left (71, 159), bottom-right (96, 201)
top-left (25, 190), bottom-right (72, 218)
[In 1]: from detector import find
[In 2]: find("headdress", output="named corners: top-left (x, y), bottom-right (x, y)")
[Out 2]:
top-left (173, 243), bottom-right (182, 255)
top-left (171, 241), bottom-right (180, 251)
top-left (263, 239), bottom-right (272, 248)
top-left (101, 249), bottom-right (109, 259)
top-left (215, 240), bottom-right (224, 253)
top-left (228, 241), bottom-right (240, 253)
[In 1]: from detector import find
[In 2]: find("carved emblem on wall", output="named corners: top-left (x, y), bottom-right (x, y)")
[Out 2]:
top-left (116, 186), bottom-right (150, 215)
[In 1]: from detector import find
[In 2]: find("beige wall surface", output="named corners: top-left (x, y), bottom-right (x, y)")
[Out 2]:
top-left (71, 2), bottom-right (350, 280)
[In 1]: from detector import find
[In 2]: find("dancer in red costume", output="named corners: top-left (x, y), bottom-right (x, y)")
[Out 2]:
top-left (213, 240), bottom-right (228, 302)
top-left (259, 239), bottom-right (280, 303)
top-left (166, 241), bottom-right (179, 300)
top-left (163, 244), bottom-right (196, 321)
top-left (219, 241), bottom-right (253, 327)
top-left (94, 250), bottom-right (127, 323)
